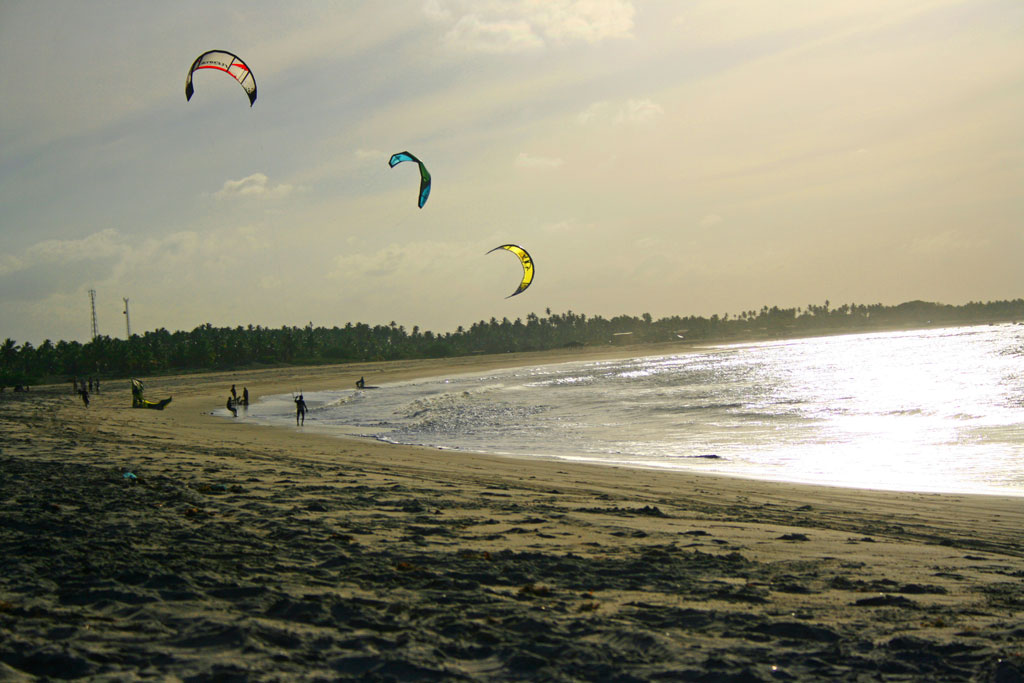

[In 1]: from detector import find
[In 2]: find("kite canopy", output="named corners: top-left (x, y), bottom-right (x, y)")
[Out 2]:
top-left (388, 151), bottom-right (431, 208)
top-left (487, 244), bottom-right (534, 298)
top-left (186, 50), bottom-right (257, 106)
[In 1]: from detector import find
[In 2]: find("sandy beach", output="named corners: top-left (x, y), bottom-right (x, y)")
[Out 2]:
top-left (1, 346), bottom-right (1022, 681)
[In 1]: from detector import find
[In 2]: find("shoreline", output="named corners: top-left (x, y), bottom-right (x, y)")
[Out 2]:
top-left (215, 341), bottom-right (1024, 501)
top-left (2, 347), bottom-right (1023, 679)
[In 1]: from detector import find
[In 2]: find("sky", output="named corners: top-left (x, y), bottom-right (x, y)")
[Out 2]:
top-left (1, 0), bottom-right (1022, 344)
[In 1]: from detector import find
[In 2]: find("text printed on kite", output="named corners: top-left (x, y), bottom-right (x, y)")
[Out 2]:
top-left (185, 50), bottom-right (257, 106)
top-left (388, 152), bottom-right (432, 208)
top-left (487, 244), bottom-right (534, 298)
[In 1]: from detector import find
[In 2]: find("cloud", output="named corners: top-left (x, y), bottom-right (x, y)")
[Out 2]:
top-left (0, 229), bottom-right (129, 303)
top-left (616, 98), bottom-right (664, 124)
top-left (0, 223), bottom-right (285, 309)
top-left (535, 0), bottom-right (636, 43)
top-left (432, 0), bottom-right (635, 53)
top-left (445, 15), bottom-right (544, 53)
top-left (577, 101), bottom-right (611, 124)
top-left (422, 0), bottom-right (454, 22)
top-left (0, 253), bottom-right (21, 277)
top-left (1, 229), bottom-right (128, 279)
top-left (213, 173), bottom-right (296, 200)
top-left (578, 98), bottom-right (664, 125)
top-left (330, 244), bottom-right (418, 282)
top-left (515, 152), bottom-right (564, 168)
top-left (328, 240), bottom-right (484, 288)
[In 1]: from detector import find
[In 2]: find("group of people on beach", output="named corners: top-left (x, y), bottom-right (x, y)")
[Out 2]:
top-left (226, 384), bottom-right (249, 417)
top-left (73, 377), bottom-right (99, 407)
top-left (223, 383), bottom-right (307, 425)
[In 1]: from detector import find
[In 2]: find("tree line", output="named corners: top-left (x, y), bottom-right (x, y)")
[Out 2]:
top-left (3, 299), bottom-right (1022, 387)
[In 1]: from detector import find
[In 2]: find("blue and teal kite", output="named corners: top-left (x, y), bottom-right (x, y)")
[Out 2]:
top-left (388, 151), bottom-right (431, 208)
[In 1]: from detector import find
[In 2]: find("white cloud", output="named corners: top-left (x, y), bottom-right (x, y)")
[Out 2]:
top-left (422, 0), bottom-right (453, 22)
top-left (330, 244), bottom-right (419, 281)
top-left (0, 224), bottom-right (286, 310)
top-left (578, 98), bottom-right (664, 125)
top-left (0, 230), bottom-right (128, 309)
top-left (515, 152), bottom-right (564, 168)
top-left (28, 229), bottom-right (127, 262)
top-left (0, 253), bottom-right (22, 277)
top-left (616, 98), bottom-right (664, 124)
top-left (213, 173), bottom-right (296, 200)
top-left (0, 229), bottom-right (130, 303)
top-left (433, 0), bottom-right (634, 53)
top-left (577, 101), bottom-right (611, 124)
top-left (2, 229), bottom-right (129, 278)
top-left (445, 15), bottom-right (544, 53)
top-left (537, 0), bottom-right (635, 43)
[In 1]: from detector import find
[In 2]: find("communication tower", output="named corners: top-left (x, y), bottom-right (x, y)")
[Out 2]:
top-left (123, 297), bottom-right (131, 338)
top-left (89, 289), bottom-right (98, 340)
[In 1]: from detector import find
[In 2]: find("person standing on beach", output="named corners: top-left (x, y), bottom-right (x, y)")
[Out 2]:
top-left (79, 386), bottom-right (90, 407)
top-left (295, 394), bottom-right (307, 426)
top-left (227, 396), bottom-right (237, 417)
top-left (242, 386), bottom-right (249, 406)
top-left (230, 384), bottom-right (237, 402)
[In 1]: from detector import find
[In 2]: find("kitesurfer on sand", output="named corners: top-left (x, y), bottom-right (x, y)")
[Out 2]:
top-left (356, 376), bottom-right (365, 389)
top-left (295, 394), bottom-right (307, 426)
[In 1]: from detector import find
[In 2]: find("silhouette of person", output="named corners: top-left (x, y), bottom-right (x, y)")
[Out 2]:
top-left (356, 376), bottom-right (365, 389)
top-left (242, 386), bottom-right (249, 406)
top-left (227, 396), bottom-right (237, 418)
top-left (80, 387), bottom-right (90, 407)
top-left (230, 384), bottom-right (237, 401)
top-left (295, 394), bottom-right (307, 426)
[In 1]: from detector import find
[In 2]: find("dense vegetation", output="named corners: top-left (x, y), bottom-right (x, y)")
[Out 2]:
top-left (3, 299), bottom-right (1022, 386)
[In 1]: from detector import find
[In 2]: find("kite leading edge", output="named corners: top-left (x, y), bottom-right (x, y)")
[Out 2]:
top-left (487, 244), bottom-right (534, 298)
top-left (388, 151), bottom-right (431, 208)
top-left (186, 49), bottom-right (257, 106)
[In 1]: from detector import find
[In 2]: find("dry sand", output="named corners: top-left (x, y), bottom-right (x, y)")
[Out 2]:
top-left (1, 345), bottom-right (1023, 681)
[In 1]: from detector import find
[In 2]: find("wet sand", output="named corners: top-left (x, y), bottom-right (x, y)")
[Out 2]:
top-left (1, 347), bottom-right (1023, 681)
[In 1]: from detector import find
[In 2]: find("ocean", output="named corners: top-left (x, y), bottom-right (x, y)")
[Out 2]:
top-left (228, 324), bottom-right (1024, 496)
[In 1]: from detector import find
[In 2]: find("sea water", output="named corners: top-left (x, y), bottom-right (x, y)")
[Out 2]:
top-left (229, 324), bottom-right (1024, 496)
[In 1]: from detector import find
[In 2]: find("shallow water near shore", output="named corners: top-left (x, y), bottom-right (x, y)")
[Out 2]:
top-left (232, 324), bottom-right (1024, 496)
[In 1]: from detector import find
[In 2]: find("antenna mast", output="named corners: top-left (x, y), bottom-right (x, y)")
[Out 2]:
top-left (89, 289), bottom-right (98, 340)
top-left (123, 297), bottom-right (131, 338)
